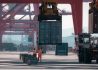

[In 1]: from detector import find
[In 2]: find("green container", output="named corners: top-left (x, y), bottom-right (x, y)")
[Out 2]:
top-left (28, 36), bottom-right (32, 42)
top-left (39, 21), bottom-right (62, 45)
top-left (55, 43), bottom-right (68, 55)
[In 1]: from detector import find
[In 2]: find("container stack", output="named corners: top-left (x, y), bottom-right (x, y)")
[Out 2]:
top-left (89, 1), bottom-right (98, 33)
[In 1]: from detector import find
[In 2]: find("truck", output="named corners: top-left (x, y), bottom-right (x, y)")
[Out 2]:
top-left (77, 0), bottom-right (98, 64)
top-left (77, 33), bottom-right (98, 63)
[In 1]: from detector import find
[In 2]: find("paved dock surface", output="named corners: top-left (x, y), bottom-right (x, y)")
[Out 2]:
top-left (0, 52), bottom-right (98, 70)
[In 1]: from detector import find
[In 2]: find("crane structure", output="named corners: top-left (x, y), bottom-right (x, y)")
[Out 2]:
top-left (38, 0), bottom-right (62, 44)
top-left (0, 0), bottom-right (83, 44)
top-left (38, 0), bottom-right (61, 21)
top-left (0, 0), bottom-right (82, 34)
top-left (0, 0), bottom-right (95, 65)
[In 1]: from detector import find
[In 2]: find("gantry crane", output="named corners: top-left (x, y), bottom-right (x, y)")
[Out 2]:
top-left (20, 0), bottom-right (62, 65)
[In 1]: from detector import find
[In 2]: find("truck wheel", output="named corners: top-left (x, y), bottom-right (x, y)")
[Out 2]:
top-left (96, 59), bottom-right (98, 63)
top-left (27, 59), bottom-right (32, 65)
top-left (84, 57), bottom-right (91, 64)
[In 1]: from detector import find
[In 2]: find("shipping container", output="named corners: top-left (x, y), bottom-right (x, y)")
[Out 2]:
top-left (89, 8), bottom-right (98, 33)
top-left (89, 13), bottom-right (93, 33)
top-left (55, 43), bottom-right (68, 55)
top-left (28, 36), bottom-right (32, 42)
top-left (39, 21), bottom-right (62, 45)
top-left (0, 43), bottom-right (17, 51)
top-left (93, 12), bottom-right (98, 33)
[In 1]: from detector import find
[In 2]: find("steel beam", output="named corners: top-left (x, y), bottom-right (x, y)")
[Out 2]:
top-left (3, 31), bottom-right (34, 35)
top-left (6, 28), bottom-right (33, 31)
top-left (71, 0), bottom-right (82, 34)
top-left (3, 33), bottom-right (26, 35)
top-left (1, 4), bottom-right (18, 19)
top-left (83, 0), bottom-right (92, 2)
top-left (2, 11), bottom-right (71, 15)
top-left (0, 0), bottom-right (92, 3)
top-left (0, 12), bottom-right (3, 43)
top-left (0, 0), bottom-right (83, 35)
top-left (0, 0), bottom-right (40, 3)
top-left (7, 4), bottom-right (27, 20)
top-left (2, 4), bottom-right (27, 19)
top-left (0, 20), bottom-right (38, 23)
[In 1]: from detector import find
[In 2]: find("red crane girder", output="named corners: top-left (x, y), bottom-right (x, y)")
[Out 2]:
top-left (0, 0), bottom-right (92, 3)
top-left (0, 0), bottom-right (70, 3)
top-left (0, 0), bottom-right (83, 35)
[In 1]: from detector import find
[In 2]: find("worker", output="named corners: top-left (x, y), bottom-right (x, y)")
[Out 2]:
top-left (37, 47), bottom-right (42, 62)
top-left (32, 48), bottom-right (37, 57)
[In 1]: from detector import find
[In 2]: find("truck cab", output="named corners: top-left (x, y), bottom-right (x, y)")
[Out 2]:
top-left (77, 33), bottom-right (98, 63)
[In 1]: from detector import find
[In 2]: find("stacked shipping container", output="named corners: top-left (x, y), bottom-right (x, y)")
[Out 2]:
top-left (89, 4), bottom-right (98, 33)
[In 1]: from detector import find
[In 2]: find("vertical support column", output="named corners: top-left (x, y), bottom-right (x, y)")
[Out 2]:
top-left (29, 30), bottom-right (37, 49)
top-left (33, 31), bottom-right (37, 48)
top-left (33, 4), bottom-right (39, 48)
top-left (71, 0), bottom-right (82, 35)
top-left (0, 33), bottom-right (3, 51)
top-left (0, 4), bottom-right (7, 44)
top-left (33, 4), bottom-right (39, 15)
top-left (70, 0), bottom-right (82, 49)
top-left (0, 4), bottom-right (3, 46)
top-left (30, 31), bottom-right (34, 48)
top-left (0, 34), bottom-right (2, 43)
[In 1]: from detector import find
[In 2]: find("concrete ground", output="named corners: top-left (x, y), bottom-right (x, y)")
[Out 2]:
top-left (0, 51), bottom-right (98, 70)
